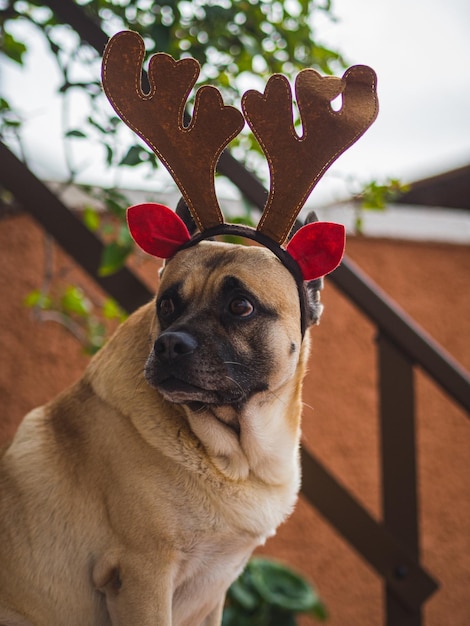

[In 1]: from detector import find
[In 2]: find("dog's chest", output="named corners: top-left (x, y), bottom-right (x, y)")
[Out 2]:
top-left (172, 532), bottom-right (260, 625)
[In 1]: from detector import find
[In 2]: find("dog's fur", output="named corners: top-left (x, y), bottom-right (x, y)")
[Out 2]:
top-left (0, 240), bottom-right (322, 626)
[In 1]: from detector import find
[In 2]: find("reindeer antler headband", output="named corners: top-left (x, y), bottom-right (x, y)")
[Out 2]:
top-left (102, 31), bottom-right (378, 334)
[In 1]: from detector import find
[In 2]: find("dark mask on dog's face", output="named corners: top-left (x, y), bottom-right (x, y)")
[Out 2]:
top-left (101, 30), bottom-right (378, 338)
top-left (144, 242), bottom-right (304, 409)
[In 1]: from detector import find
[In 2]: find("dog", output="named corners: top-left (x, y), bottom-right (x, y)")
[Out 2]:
top-left (0, 28), bottom-right (378, 623)
top-left (0, 229), bottom-right (323, 626)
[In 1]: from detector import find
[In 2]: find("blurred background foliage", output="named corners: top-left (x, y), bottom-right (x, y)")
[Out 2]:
top-left (223, 557), bottom-right (328, 624)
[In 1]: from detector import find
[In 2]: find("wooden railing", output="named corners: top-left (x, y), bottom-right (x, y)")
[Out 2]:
top-left (2, 3), bottom-right (470, 623)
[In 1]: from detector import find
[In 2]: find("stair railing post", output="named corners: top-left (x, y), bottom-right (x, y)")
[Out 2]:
top-left (378, 332), bottom-right (422, 626)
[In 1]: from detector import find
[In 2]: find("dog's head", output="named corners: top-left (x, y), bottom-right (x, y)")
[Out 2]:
top-left (144, 238), bottom-right (321, 411)
top-left (100, 32), bottom-right (377, 479)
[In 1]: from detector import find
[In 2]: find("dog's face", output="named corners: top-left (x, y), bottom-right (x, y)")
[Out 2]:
top-left (144, 241), bottom-right (317, 412)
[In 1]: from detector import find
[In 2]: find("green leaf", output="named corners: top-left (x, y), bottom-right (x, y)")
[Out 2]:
top-left (228, 576), bottom-right (260, 611)
top-left (221, 235), bottom-right (250, 245)
top-left (87, 115), bottom-right (107, 134)
top-left (65, 129), bottom-right (87, 138)
top-left (354, 214), bottom-right (364, 234)
top-left (248, 558), bottom-right (321, 614)
top-left (2, 32), bottom-right (27, 65)
top-left (60, 286), bottom-right (91, 317)
top-left (0, 96), bottom-right (22, 133)
top-left (104, 144), bottom-right (114, 166)
top-left (85, 319), bottom-right (107, 354)
top-left (309, 599), bottom-right (329, 621)
top-left (225, 557), bottom-right (326, 623)
top-left (222, 606), bottom-right (260, 626)
top-left (24, 289), bottom-right (52, 310)
top-left (83, 206), bottom-right (100, 232)
top-left (119, 145), bottom-right (147, 167)
top-left (117, 223), bottom-right (133, 247)
top-left (269, 609), bottom-right (297, 626)
top-left (3, 118), bottom-right (21, 128)
top-left (100, 189), bottom-right (129, 219)
top-left (359, 178), bottom-right (410, 212)
top-left (229, 215), bottom-right (257, 228)
top-left (102, 298), bottom-right (127, 322)
top-left (98, 241), bottom-right (132, 276)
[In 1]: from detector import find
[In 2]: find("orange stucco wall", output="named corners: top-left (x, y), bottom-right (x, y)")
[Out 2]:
top-left (1, 213), bottom-right (468, 625)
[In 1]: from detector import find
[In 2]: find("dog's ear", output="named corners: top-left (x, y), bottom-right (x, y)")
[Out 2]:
top-left (175, 197), bottom-right (198, 236)
top-left (305, 277), bottom-right (324, 326)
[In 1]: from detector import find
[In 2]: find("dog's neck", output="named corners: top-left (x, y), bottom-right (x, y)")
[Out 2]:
top-left (183, 347), bottom-right (308, 484)
top-left (87, 302), bottom-right (309, 486)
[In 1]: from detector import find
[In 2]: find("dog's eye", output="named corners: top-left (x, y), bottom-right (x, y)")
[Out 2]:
top-left (159, 298), bottom-right (175, 319)
top-left (229, 297), bottom-right (254, 317)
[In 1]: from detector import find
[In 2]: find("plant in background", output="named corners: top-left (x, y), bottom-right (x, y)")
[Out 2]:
top-left (21, 232), bottom-right (127, 355)
top-left (223, 557), bottom-right (327, 625)
top-left (25, 285), bottom-right (127, 355)
top-left (353, 178), bottom-right (411, 234)
top-left (80, 186), bottom-right (136, 276)
top-left (24, 281), bottom-right (127, 354)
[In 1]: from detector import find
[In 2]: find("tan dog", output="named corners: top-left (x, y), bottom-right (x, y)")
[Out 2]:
top-left (0, 30), bottom-right (377, 625)
top-left (0, 240), bottom-right (320, 626)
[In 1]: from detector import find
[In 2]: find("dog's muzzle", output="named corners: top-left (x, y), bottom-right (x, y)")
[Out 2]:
top-left (145, 329), bottom-right (248, 406)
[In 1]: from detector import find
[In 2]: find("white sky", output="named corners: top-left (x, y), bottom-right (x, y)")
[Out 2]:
top-left (311, 0), bottom-right (470, 202)
top-left (1, 0), bottom-right (470, 206)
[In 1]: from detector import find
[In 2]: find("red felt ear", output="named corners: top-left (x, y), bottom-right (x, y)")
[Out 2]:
top-left (127, 203), bottom-right (191, 258)
top-left (286, 222), bottom-right (346, 280)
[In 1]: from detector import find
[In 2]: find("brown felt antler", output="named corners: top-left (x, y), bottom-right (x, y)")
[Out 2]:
top-left (101, 30), bottom-right (244, 231)
top-left (102, 32), bottom-right (378, 336)
top-left (242, 66), bottom-right (379, 244)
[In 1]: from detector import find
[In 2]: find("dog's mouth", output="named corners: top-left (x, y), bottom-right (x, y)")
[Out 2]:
top-left (153, 377), bottom-right (243, 435)
top-left (144, 336), bottom-right (268, 408)
top-left (152, 375), bottom-right (245, 406)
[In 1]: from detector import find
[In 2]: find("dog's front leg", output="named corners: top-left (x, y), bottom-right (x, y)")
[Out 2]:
top-left (94, 553), bottom-right (174, 626)
top-left (105, 589), bottom-right (173, 626)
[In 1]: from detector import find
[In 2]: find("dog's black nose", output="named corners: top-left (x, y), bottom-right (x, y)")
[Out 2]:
top-left (154, 331), bottom-right (198, 362)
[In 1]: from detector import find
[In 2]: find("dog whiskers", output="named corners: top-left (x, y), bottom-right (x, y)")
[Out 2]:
top-left (223, 360), bottom-right (247, 370)
top-left (193, 403), bottom-right (209, 414)
top-left (224, 376), bottom-right (245, 399)
top-left (264, 387), bottom-right (290, 409)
